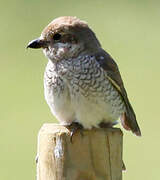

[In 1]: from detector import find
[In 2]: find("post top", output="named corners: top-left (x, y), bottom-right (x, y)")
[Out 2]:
top-left (39, 123), bottom-right (123, 136)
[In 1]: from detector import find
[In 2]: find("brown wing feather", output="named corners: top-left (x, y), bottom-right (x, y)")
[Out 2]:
top-left (95, 49), bottom-right (141, 136)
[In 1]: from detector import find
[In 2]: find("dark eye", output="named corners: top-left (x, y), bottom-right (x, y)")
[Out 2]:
top-left (53, 33), bottom-right (61, 41)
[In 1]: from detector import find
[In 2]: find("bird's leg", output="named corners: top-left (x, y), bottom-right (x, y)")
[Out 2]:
top-left (66, 122), bottom-right (83, 143)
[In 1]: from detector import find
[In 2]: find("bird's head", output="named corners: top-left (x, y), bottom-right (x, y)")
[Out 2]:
top-left (27, 16), bottom-right (101, 62)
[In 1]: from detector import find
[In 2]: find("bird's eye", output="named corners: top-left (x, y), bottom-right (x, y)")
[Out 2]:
top-left (53, 33), bottom-right (61, 41)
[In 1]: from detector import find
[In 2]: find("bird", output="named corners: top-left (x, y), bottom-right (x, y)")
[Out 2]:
top-left (27, 16), bottom-right (141, 136)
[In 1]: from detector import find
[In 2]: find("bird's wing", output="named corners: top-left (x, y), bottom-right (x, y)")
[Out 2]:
top-left (95, 50), bottom-right (141, 136)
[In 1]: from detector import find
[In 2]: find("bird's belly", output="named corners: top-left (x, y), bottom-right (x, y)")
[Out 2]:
top-left (44, 82), bottom-right (75, 125)
top-left (44, 81), bottom-right (124, 128)
top-left (71, 92), bottom-right (124, 129)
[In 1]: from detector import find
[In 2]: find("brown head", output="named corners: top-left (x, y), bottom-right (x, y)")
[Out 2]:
top-left (27, 16), bottom-right (101, 61)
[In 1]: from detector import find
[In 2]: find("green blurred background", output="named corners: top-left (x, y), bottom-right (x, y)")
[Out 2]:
top-left (0, 0), bottom-right (159, 179)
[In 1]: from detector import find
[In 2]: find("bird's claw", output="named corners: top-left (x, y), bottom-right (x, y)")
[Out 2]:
top-left (67, 122), bottom-right (83, 143)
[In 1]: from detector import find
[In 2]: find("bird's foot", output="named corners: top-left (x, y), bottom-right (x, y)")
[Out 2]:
top-left (99, 122), bottom-right (115, 128)
top-left (66, 122), bottom-right (83, 143)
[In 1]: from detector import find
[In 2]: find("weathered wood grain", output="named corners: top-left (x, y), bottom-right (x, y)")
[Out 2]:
top-left (36, 123), bottom-right (123, 180)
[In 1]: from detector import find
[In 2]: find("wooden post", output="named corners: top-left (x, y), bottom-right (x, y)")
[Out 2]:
top-left (36, 123), bottom-right (123, 180)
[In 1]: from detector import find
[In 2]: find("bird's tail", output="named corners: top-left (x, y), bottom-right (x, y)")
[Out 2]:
top-left (121, 101), bottom-right (141, 136)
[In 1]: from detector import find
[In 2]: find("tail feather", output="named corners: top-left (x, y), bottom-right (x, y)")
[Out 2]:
top-left (121, 102), bottom-right (141, 136)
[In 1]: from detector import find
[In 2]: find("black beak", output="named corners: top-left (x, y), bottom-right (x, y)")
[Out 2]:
top-left (27, 38), bottom-right (49, 49)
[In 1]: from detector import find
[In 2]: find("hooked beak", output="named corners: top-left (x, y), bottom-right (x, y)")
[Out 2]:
top-left (27, 38), bottom-right (49, 49)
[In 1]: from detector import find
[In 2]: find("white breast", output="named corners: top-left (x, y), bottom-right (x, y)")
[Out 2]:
top-left (44, 61), bottom-right (75, 125)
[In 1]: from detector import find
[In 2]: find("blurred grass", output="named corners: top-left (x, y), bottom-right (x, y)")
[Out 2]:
top-left (0, 0), bottom-right (160, 179)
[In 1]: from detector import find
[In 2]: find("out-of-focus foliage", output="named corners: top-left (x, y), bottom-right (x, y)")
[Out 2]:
top-left (0, 0), bottom-right (159, 179)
